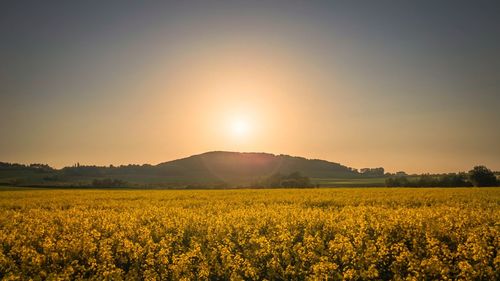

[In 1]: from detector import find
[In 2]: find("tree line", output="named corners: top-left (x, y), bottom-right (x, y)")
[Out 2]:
top-left (0, 162), bottom-right (54, 173)
top-left (254, 172), bottom-right (314, 188)
top-left (385, 166), bottom-right (498, 187)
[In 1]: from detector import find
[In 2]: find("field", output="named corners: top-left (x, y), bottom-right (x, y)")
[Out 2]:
top-left (0, 188), bottom-right (498, 280)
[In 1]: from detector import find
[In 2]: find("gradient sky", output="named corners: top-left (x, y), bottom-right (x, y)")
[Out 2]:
top-left (1, 1), bottom-right (499, 173)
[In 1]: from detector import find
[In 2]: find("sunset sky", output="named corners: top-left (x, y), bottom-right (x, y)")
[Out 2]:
top-left (1, 1), bottom-right (499, 173)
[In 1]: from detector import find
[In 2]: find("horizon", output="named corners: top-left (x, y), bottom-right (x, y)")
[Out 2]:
top-left (1, 1), bottom-right (500, 174)
top-left (2, 150), bottom-right (495, 175)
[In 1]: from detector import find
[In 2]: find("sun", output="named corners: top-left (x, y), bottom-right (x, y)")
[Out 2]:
top-left (230, 118), bottom-right (251, 137)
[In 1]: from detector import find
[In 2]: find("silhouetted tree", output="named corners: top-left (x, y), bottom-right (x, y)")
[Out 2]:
top-left (440, 172), bottom-right (470, 187)
top-left (468, 166), bottom-right (497, 187)
top-left (385, 176), bottom-right (409, 187)
top-left (360, 167), bottom-right (385, 177)
top-left (258, 172), bottom-right (312, 188)
top-left (91, 178), bottom-right (127, 187)
top-left (386, 172), bottom-right (472, 187)
top-left (281, 172), bottom-right (311, 187)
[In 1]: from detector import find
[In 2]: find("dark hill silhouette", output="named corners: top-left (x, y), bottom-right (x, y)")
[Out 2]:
top-left (156, 151), bottom-right (359, 184)
top-left (0, 151), bottom-right (361, 186)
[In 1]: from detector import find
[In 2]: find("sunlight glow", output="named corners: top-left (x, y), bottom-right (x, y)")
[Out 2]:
top-left (230, 118), bottom-right (251, 138)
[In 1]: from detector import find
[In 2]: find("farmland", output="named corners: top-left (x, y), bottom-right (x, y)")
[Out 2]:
top-left (0, 187), bottom-right (498, 280)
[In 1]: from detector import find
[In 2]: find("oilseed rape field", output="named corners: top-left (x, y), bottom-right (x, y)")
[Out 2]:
top-left (0, 188), bottom-right (498, 280)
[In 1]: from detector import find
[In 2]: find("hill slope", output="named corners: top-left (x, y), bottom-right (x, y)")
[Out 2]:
top-left (156, 151), bottom-right (359, 184)
top-left (0, 151), bottom-right (362, 187)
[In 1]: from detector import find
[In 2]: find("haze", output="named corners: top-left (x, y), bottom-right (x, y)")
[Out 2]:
top-left (1, 1), bottom-right (499, 173)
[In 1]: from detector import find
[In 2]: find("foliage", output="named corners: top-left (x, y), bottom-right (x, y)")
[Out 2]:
top-left (386, 166), bottom-right (500, 188)
top-left (0, 152), bottom-right (362, 187)
top-left (359, 167), bottom-right (385, 177)
top-left (468, 165), bottom-right (498, 187)
top-left (0, 188), bottom-right (498, 280)
top-left (0, 162), bottom-right (54, 173)
top-left (255, 171), bottom-right (312, 188)
top-left (386, 173), bottom-right (473, 187)
top-left (91, 178), bottom-right (128, 188)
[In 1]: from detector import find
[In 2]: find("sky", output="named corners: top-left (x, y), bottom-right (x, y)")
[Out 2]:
top-left (1, 1), bottom-right (499, 173)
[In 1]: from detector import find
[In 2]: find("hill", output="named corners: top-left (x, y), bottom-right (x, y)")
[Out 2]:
top-left (156, 151), bottom-right (359, 184)
top-left (0, 151), bottom-right (368, 187)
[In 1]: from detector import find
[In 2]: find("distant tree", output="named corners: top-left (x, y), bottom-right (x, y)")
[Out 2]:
top-left (0, 162), bottom-right (54, 172)
top-left (258, 172), bottom-right (312, 188)
top-left (440, 172), bottom-right (471, 187)
top-left (385, 172), bottom-right (472, 187)
top-left (385, 177), bottom-right (396, 187)
top-left (91, 178), bottom-right (127, 187)
top-left (281, 172), bottom-right (311, 188)
top-left (468, 166), bottom-right (497, 187)
top-left (385, 176), bottom-right (409, 187)
top-left (360, 167), bottom-right (385, 177)
top-left (417, 174), bottom-right (438, 186)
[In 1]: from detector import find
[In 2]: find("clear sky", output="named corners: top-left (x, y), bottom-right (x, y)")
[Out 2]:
top-left (1, 1), bottom-right (499, 173)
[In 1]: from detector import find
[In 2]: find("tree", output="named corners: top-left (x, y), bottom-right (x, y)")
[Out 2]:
top-left (468, 166), bottom-right (497, 187)
top-left (91, 178), bottom-right (127, 187)
top-left (360, 167), bottom-right (385, 177)
top-left (257, 172), bottom-right (312, 188)
top-left (385, 176), bottom-right (409, 187)
top-left (281, 172), bottom-right (311, 188)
